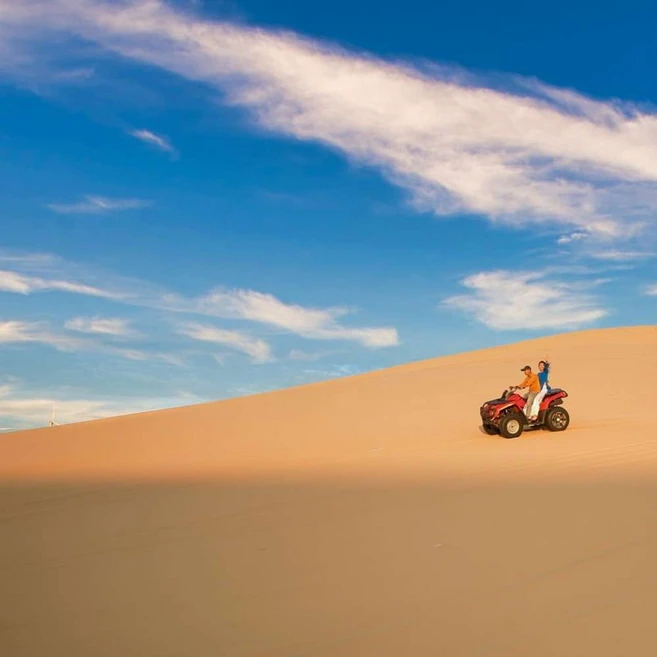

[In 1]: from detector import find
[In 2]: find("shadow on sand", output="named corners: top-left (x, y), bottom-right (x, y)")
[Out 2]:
top-left (1, 476), bottom-right (656, 657)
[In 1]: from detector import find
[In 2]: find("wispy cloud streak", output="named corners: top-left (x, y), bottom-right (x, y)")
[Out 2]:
top-left (65, 316), bottom-right (136, 337)
top-left (589, 250), bottom-right (655, 262)
top-left (0, 318), bottom-right (180, 364)
top-left (0, 320), bottom-right (84, 351)
top-left (188, 289), bottom-right (399, 347)
top-left (47, 195), bottom-right (151, 214)
top-left (178, 323), bottom-right (272, 363)
top-left (0, 268), bottom-right (122, 299)
top-left (129, 128), bottom-right (176, 153)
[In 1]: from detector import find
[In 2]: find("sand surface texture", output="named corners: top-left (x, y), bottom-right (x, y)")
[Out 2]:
top-left (1, 326), bottom-right (656, 656)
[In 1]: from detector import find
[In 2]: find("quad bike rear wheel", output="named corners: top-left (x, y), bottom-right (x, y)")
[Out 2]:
top-left (500, 413), bottom-right (525, 439)
top-left (545, 407), bottom-right (570, 432)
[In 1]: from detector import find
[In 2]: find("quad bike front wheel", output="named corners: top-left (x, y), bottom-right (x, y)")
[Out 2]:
top-left (545, 407), bottom-right (570, 432)
top-left (499, 413), bottom-right (525, 439)
top-left (482, 424), bottom-right (499, 435)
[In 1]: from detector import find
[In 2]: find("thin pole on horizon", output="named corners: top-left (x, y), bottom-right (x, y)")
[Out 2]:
top-left (48, 402), bottom-right (59, 427)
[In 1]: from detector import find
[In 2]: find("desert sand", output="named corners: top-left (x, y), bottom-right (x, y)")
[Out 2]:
top-left (1, 325), bottom-right (656, 656)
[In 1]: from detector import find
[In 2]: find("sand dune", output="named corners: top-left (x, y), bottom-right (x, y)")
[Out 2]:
top-left (1, 325), bottom-right (656, 656)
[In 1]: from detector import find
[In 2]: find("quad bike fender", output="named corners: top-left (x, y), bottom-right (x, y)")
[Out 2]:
top-left (491, 402), bottom-right (522, 421)
top-left (539, 391), bottom-right (568, 412)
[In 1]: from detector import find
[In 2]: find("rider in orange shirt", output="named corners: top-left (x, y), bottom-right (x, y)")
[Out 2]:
top-left (513, 365), bottom-right (541, 419)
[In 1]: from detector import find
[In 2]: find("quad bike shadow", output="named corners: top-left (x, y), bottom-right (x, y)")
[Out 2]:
top-left (480, 387), bottom-right (570, 439)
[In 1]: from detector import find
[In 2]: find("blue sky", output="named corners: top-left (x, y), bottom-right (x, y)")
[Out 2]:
top-left (1, 0), bottom-right (656, 429)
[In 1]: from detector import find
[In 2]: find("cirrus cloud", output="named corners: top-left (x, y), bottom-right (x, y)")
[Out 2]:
top-left (191, 288), bottom-right (399, 348)
top-left (47, 195), bottom-right (151, 214)
top-left (0, 268), bottom-right (123, 299)
top-left (589, 250), bottom-right (655, 262)
top-left (0, 318), bottom-right (180, 364)
top-left (65, 316), bottom-right (136, 337)
top-left (128, 128), bottom-right (176, 154)
top-left (0, 320), bottom-right (84, 351)
top-left (178, 323), bottom-right (272, 363)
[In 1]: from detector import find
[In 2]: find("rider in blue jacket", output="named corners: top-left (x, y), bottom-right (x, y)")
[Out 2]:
top-left (538, 360), bottom-right (551, 391)
top-left (529, 359), bottom-right (551, 421)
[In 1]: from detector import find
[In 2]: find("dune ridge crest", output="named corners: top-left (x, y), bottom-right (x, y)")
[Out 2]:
top-left (1, 325), bottom-right (655, 482)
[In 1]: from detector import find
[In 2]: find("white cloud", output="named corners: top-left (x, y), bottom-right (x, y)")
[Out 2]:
top-left (197, 289), bottom-right (348, 333)
top-left (443, 270), bottom-right (608, 330)
top-left (0, 394), bottom-right (107, 427)
top-left (0, 318), bottom-right (181, 364)
top-left (288, 348), bottom-right (335, 361)
top-left (301, 364), bottom-right (361, 379)
top-left (65, 316), bottom-right (135, 336)
top-left (0, 269), bottom-right (122, 299)
top-left (0, 382), bottom-right (202, 428)
top-left (557, 231), bottom-right (589, 245)
top-left (129, 128), bottom-right (175, 153)
top-left (194, 288), bottom-right (399, 347)
top-left (229, 385), bottom-right (268, 397)
top-left (0, 256), bottom-right (399, 349)
top-left (113, 348), bottom-right (184, 366)
top-left (178, 323), bottom-right (272, 363)
top-left (645, 285), bottom-right (657, 296)
top-left (589, 250), bottom-right (655, 262)
top-left (47, 195), bottom-right (151, 214)
top-left (0, 252), bottom-right (57, 268)
top-left (4, 1), bottom-right (657, 236)
top-left (0, 320), bottom-right (84, 351)
top-left (52, 66), bottom-right (95, 82)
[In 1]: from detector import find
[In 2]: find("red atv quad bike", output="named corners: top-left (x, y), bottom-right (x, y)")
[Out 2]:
top-left (480, 387), bottom-right (570, 439)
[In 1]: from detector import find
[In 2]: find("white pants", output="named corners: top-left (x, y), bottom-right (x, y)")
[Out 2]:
top-left (529, 384), bottom-right (548, 418)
